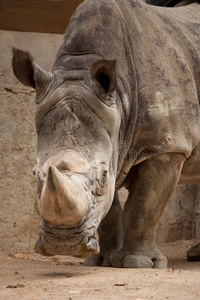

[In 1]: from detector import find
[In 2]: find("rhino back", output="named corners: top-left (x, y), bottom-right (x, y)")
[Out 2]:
top-left (117, 1), bottom-right (200, 167)
top-left (53, 0), bottom-right (130, 72)
top-left (50, 0), bottom-right (200, 184)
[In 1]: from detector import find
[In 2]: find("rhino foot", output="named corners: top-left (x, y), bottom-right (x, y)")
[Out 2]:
top-left (84, 253), bottom-right (111, 267)
top-left (187, 242), bottom-right (200, 262)
top-left (110, 249), bottom-right (167, 269)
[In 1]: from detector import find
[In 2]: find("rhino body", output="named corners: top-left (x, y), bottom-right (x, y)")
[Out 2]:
top-left (12, 0), bottom-right (200, 268)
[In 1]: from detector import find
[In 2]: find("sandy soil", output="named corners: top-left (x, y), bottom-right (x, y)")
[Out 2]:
top-left (1, 240), bottom-right (200, 300)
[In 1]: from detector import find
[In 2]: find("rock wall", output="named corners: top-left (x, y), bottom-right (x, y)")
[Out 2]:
top-left (0, 31), bottom-right (199, 253)
top-left (0, 31), bottom-right (63, 252)
top-left (157, 184), bottom-right (200, 242)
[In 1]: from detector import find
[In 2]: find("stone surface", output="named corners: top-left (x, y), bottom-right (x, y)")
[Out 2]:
top-left (0, 30), bottom-right (199, 253)
top-left (157, 184), bottom-right (199, 242)
top-left (0, 31), bottom-right (62, 252)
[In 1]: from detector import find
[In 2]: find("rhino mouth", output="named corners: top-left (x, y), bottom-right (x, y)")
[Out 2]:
top-left (34, 217), bottom-right (100, 258)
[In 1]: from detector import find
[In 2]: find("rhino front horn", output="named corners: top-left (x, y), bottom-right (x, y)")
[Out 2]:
top-left (40, 165), bottom-right (89, 226)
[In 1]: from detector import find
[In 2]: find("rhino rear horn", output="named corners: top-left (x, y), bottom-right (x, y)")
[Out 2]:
top-left (12, 48), bottom-right (53, 90)
top-left (92, 59), bottom-right (117, 94)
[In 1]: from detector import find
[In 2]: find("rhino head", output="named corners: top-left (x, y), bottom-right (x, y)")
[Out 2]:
top-left (12, 48), bottom-right (121, 258)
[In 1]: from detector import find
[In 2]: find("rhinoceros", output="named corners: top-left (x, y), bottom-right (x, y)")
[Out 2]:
top-left (12, 0), bottom-right (200, 268)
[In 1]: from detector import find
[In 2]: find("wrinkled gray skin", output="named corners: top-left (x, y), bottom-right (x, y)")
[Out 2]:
top-left (12, 0), bottom-right (200, 268)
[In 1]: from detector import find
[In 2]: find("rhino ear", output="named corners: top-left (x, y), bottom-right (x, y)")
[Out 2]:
top-left (12, 48), bottom-right (52, 90)
top-left (92, 60), bottom-right (117, 94)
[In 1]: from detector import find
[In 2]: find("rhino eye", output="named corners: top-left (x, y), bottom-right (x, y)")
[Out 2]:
top-left (96, 170), bottom-right (108, 196)
top-left (102, 170), bottom-right (108, 182)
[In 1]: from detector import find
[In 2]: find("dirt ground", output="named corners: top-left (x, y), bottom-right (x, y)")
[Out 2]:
top-left (0, 240), bottom-right (200, 300)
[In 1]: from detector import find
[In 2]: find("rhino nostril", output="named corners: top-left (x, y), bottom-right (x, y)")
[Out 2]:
top-left (87, 237), bottom-right (100, 254)
top-left (34, 237), bottom-right (53, 257)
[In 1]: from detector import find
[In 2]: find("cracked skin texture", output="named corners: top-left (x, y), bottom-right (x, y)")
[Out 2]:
top-left (53, 0), bottom-right (200, 183)
top-left (57, 0), bottom-right (200, 267)
top-left (69, 0), bottom-right (200, 268)
top-left (12, 0), bottom-right (200, 268)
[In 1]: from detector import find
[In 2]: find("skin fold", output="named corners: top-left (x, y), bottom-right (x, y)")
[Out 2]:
top-left (12, 0), bottom-right (200, 267)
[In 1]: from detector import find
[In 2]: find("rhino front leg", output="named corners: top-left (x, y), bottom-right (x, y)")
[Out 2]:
top-left (110, 153), bottom-right (185, 269)
top-left (84, 192), bottom-right (123, 266)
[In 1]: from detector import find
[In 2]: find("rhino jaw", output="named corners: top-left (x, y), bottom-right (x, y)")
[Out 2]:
top-left (34, 235), bottom-right (100, 258)
top-left (40, 165), bottom-right (90, 226)
top-left (34, 217), bottom-right (100, 258)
